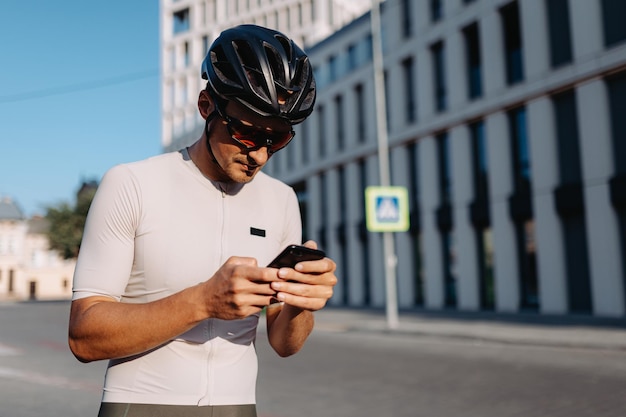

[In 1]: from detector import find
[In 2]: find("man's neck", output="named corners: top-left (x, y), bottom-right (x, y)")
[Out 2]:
top-left (188, 139), bottom-right (231, 183)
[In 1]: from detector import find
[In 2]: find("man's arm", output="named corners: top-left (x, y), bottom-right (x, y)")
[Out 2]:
top-left (265, 241), bottom-right (337, 357)
top-left (69, 257), bottom-right (280, 362)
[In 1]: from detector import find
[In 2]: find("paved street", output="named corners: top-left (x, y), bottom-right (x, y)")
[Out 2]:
top-left (1, 301), bottom-right (625, 417)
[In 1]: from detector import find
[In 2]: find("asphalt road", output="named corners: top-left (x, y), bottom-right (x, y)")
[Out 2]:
top-left (1, 301), bottom-right (625, 417)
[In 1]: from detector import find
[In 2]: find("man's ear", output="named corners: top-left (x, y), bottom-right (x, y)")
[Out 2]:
top-left (198, 90), bottom-right (215, 119)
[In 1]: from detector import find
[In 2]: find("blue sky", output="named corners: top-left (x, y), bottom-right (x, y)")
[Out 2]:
top-left (0, 0), bottom-right (162, 217)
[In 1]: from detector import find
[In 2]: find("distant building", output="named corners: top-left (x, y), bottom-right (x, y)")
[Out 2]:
top-left (0, 197), bottom-right (75, 301)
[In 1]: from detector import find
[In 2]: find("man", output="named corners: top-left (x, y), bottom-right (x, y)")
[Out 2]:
top-left (69, 24), bottom-right (337, 417)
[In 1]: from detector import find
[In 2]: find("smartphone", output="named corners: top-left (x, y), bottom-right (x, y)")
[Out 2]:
top-left (267, 245), bottom-right (326, 268)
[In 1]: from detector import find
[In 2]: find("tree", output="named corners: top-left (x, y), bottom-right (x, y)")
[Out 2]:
top-left (45, 181), bottom-right (98, 259)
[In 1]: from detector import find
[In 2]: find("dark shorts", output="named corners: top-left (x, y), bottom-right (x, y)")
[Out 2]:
top-left (97, 403), bottom-right (257, 417)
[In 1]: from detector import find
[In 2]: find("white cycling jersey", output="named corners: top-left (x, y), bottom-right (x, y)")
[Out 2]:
top-left (72, 148), bottom-right (301, 406)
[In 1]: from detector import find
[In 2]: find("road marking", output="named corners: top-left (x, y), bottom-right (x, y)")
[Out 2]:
top-left (0, 367), bottom-right (101, 392)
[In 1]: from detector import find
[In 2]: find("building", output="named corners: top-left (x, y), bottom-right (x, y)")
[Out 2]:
top-left (160, 0), bottom-right (372, 152)
top-left (0, 197), bottom-right (75, 301)
top-left (264, 0), bottom-right (626, 318)
top-left (160, 0), bottom-right (626, 318)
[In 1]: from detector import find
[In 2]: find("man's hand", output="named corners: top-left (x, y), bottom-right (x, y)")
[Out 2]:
top-left (201, 256), bottom-right (282, 320)
top-left (264, 241), bottom-right (337, 356)
top-left (268, 240), bottom-right (337, 311)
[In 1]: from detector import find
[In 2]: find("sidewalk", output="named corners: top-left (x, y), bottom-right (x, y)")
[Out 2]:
top-left (312, 307), bottom-right (626, 351)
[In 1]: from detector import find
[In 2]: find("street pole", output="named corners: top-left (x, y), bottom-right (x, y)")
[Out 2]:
top-left (370, 0), bottom-right (399, 329)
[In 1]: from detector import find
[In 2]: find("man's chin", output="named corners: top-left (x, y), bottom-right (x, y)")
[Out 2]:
top-left (230, 170), bottom-right (258, 183)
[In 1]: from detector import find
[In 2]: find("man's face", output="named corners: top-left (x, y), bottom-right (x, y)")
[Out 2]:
top-left (208, 100), bottom-right (293, 184)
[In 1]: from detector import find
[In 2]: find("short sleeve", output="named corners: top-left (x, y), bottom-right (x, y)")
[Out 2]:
top-left (72, 164), bottom-right (141, 301)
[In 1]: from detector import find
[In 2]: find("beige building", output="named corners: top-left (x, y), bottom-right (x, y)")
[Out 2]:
top-left (0, 197), bottom-right (75, 301)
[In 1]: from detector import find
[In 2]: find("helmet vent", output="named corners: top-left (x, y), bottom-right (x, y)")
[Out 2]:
top-left (265, 43), bottom-right (287, 89)
top-left (233, 40), bottom-right (272, 104)
top-left (210, 47), bottom-right (240, 89)
top-left (275, 34), bottom-right (294, 62)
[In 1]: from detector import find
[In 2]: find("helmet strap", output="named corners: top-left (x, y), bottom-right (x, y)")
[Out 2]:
top-left (204, 111), bottom-right (221, 168)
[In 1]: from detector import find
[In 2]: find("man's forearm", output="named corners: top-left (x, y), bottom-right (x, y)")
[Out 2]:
top-left (266, 304), bottom-right (314, 357)
top-left (69, 284), bottom-right (207, 362)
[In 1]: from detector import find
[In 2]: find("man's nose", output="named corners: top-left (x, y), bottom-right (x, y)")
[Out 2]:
top-left (247, 146), bottom-right (270, 164)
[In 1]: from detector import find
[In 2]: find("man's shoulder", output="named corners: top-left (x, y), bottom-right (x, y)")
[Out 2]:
top-left (127, 151), bottom-right (181, 169)
top-left (106, 151), bottom-right (182, 176)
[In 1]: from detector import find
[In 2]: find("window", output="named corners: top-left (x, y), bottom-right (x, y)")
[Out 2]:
top-left (355, 84), bottom-right (366, 142)
top-left (463, 23), bottom-right (482, 99)
top-left (546, 0), bottom-right (573, 67)
top-left (469, 120), bottom-right (489, 200)
top-left (436, 132), bottom-right (456, 308)
top-left (317, 105), bottom-right (326, 157)
top-left (436, 132), bottom-right (452, 205)
top-left (430, 0), bottom-right (443, 22)
top-left (553, 91), bottom-right (582, 184)
top-left (402, 57), bottom-right (416, 123)
top-left (173, 8), bottom-right (190, 34)
top-left (202, 35), bottom-right (209, 56)
top-left (328, 55), bottom-right (338, 82)
top-left (606, 71), bottom-right (626, 300)
top-left (347, 44), bottom-right (357, 70)
top-left (507, 107), bottom-right (538, 309)
top-left (337, 167), bottom-right (349, 304)
top-left (607, 71), bottom-right (626, 174)
top-left (508, 107), bottom-right (531, 189)
top-left (552, 90), bottom-right (592, 313)
top-left (500, 2), bottom-right (524, 85)
top-left (469, 120), bottom-right (494, 309)
top-left (183, 41), bottom-right (190, 67)
top-left (602, 0), bottom-right (626, 47)
top-left (318, 173), bottom-right (327, 250)
top-left (334, 95), bottom-right (345, 150)
top-left (358, 159), bottom-right (371, 305)
top-left (431, 41), bottom-right (447, 112)
top-left (401, 0), bottom-right (412, 38)
top-left (407, 143), bottom-right (424, 305)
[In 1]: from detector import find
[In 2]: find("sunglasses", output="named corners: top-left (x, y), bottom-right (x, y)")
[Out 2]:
top-left (212, 105), bottom-right (295, 155)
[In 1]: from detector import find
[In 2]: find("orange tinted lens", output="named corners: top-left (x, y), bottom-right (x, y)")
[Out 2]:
top-left (230, 121), bottom-right (293, 151)
top-left (268, 132), bottom-right (293, 150)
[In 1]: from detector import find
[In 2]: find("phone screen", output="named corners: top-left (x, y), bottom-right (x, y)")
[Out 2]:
top-left (267, 245), bottom-right (326, 268)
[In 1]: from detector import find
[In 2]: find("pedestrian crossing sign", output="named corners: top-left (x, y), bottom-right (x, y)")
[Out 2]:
top-left (365, 186), bottom-right (410, 232)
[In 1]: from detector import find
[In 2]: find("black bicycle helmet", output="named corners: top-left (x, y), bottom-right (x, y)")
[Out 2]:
top-left (202, 24), bottom-right (316, 124)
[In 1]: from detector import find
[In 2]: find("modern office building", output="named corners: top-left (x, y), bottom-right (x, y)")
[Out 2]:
top-left (160, 0), bottom-right (372, 152)
top-left (161, 0), bottom-right (626, 318)
top-left (264, 0), bottom-right (626, 317)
